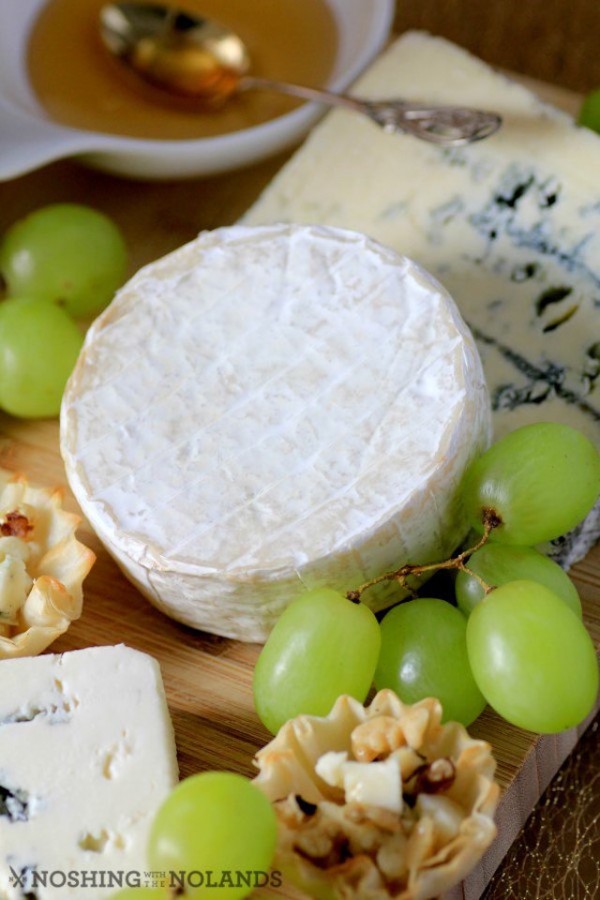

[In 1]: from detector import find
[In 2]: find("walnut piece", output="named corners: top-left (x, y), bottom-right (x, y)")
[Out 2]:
top-left (0, 510), bottom-right (33, 539)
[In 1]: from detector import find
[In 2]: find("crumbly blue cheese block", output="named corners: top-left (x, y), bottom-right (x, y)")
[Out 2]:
top-left (60, 224), bottom-right (490, 641)
top-left (244, 32), bottom-right (600, 566)
top-left (0, 645), bottom-right (178, 899)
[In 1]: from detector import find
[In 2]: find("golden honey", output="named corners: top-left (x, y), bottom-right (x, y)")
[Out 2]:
top-left (28, 0), bottom-right (338, 139)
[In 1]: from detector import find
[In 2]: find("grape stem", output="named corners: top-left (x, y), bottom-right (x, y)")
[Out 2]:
top-left (346, 510), bottom-right (498, 603)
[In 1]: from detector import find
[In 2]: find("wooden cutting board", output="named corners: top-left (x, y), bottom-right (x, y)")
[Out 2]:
top-left (0, 74), bottom-right (597, 900)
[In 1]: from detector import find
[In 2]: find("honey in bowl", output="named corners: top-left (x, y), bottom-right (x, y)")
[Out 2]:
top-left (27, 0), bottom-right (338, 140)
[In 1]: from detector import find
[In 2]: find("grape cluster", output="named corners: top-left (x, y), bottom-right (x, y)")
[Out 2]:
top-left (254, 422), bottom-right (600, 736)
top-left (0, 203), bottom-right (127, 418)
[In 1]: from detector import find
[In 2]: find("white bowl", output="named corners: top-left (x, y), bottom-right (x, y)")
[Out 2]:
top-left (0, 0), bottom-right (394, 181)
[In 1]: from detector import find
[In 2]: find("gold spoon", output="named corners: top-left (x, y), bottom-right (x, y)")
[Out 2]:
top-left (100, 2), bottom-right (502, 146)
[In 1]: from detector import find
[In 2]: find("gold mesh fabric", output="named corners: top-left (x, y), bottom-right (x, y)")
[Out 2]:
top-left (483, 714), bottom-right (600, 899)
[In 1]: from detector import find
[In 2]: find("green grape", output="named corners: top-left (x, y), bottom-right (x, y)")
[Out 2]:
top-left (375, 598), bottom-right (486, 726)
top-left (462, 422), bottom-right (600, 544)
top-left (456, 543), bottom-right (582, 618)
top-left (0, 203), bottom-right (127, 317)
top-left (466, 580), bottom-right (598, 733)
top-left (0, 297), bottom-right (83, 418)
top-left (253, 587), bottom-right (381, 734)
top-left (578, 87), bottom-right (600, 133)
top-left (148, 772), bottom-right (277, 899)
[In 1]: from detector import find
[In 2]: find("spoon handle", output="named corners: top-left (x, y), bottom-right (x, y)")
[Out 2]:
top-left (239, 76), bottom-right (502, 146)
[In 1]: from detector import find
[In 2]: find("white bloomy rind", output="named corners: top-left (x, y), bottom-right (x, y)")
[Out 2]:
top-left (60, 224), bottom-right (490, 641)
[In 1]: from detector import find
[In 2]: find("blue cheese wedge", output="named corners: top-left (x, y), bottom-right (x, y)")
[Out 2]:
top-left (61, 224), bottom-right (490, 641)
top-left (0, 645), bottom-right (178, 899)
top-left (244, 32), bottom-right (600, 565)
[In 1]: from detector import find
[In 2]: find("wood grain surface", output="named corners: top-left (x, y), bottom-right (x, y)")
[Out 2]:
top-left (0, 68), bottom-right (598, 900)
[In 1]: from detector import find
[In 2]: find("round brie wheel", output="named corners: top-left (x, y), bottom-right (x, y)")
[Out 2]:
top-left (61, 224), bottom-right (491, 642)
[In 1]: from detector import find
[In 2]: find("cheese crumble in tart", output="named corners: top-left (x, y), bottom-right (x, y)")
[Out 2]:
top-left (0, 470), bottom-right (95, 658)
top-left (253, 690), bottom-right (499, 900)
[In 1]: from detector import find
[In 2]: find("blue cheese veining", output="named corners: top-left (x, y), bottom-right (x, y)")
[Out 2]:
top-left (0, 645), bottom-right (178, 899)
top-left (244, 32), bottom-right (600, 565)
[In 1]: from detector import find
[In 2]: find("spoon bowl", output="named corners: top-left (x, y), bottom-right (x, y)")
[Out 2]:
top-left (100, 3), bottom-right (250, 104)
top-left (100, 1), bottom-right (502, 145)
